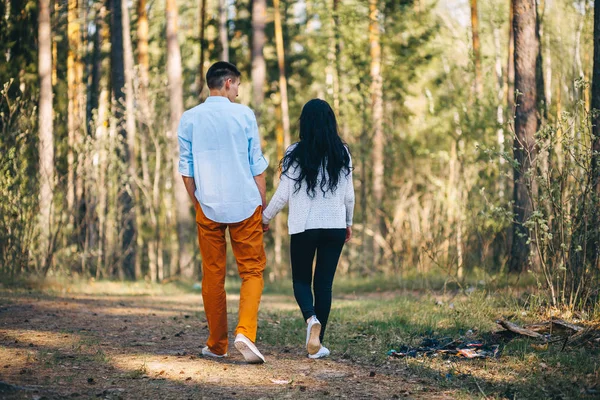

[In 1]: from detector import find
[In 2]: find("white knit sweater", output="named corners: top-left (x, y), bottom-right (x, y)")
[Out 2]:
top-left (262, 149), bottom-right (355, 235)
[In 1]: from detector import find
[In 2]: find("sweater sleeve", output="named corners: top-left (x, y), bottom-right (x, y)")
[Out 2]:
top-left (345, 156), bottom-right (355, 227)
top-left (262, 172), bottom-right (292, 224)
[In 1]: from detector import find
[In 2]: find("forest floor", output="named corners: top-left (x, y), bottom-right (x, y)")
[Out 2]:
top-left (0, 279), bottom-right (598, 399)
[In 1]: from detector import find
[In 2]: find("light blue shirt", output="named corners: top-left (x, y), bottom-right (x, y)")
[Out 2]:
top-left (178, 96), bottom-right (268, 223)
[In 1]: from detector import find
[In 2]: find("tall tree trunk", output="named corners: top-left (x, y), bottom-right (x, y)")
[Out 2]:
top-left (332, 0), bottom-right (341, 115)
top-left (470, 0), bottom-right (482, 97)
top-left (590, 0), bottom-right (600, 268)
top-left (507, 0), bottom-right (515, 117)
top-left (251, 0), bottom-right (266, 110)
top-left (94, 4), bottom-right (110, 279)
top-left (137, 0), bottom-right (150, 119)
top-left (38, 0), bottom-right (54, 274)
top-left (67, 0), bottom-right (83, 229)
top-left (166, 0), bottom-right (194, 278)
top-left (122, 0), bottom-right (138, 278)
top-left (272, 0), bottom-right (291, 277)
top-left (110, 0), bottom-right (133, 279)
top-left (369, 0), bottom-right (384, 266)
top-left (494, 25), bottom-right (506, 199)
top-left (535, 0), bottom-right (546, 121)
top-left (509, 0), bottom-right (539, 273)
top-left (273, 0), bottom-right (290, 149)
top-left (218, 0), bottom-right (228, 61)
top-left (197, 0), bottom-right (207, 98)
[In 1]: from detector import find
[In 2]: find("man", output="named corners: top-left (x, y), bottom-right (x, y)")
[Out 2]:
top-left (178, 61), bottom-right (268, 364)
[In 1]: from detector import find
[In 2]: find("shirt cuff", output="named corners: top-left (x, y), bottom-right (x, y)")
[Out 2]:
top-left (178, 160), bottom-right (194, 177)
top-left (250, 155), bottom-right (268, 176)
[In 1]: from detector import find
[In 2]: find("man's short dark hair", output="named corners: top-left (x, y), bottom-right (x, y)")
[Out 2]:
top-left (206, 61), bottom-right (241, 89)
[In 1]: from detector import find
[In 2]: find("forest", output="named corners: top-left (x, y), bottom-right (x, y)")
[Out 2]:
top-left (3, 0), bottom-right (598, 310)
top-left (1, 0), bottom-right (600, 398)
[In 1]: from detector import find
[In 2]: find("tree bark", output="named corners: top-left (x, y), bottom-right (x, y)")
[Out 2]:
top-left (122, 0), bottom-right (138, 278)
top-left (535, 0), bottom-right (546, 121)
top-left (273, 0), bottom-right (290, 149)
top-left (38, 0), bottom-right (54, 273)
top-left (470, 0), bottom-right (482, 97)
top-left (67, 0), bottom-right (83, 228)
top-left (166, 0), bottom-right (194, 278)
top-left (218, 0), bottom-right (228, 61)
top-left (590, 0), bottom-right (600, 267)
top-left (494, 25), bottom-right (506, 199)
top-left (507, 0), bottom-right (515, 117)
top-left (369, 0), bottom-right (384, 266)
top-left (197, 0), bottom-right (207, 98)
top-left (509, 0), bottom-right (539, 273)
top-left (251, 0), bottom-right (266, 110)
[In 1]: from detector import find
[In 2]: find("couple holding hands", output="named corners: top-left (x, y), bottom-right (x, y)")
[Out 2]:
top-left (178, 61), bottom-right (354, 364)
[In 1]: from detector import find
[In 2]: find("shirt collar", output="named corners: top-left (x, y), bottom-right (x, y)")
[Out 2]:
top-left (205, 96), bottom-right (231, 103)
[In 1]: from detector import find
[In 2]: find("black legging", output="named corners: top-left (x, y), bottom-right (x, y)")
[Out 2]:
top-left (290, 228), bottom-right (346, 342)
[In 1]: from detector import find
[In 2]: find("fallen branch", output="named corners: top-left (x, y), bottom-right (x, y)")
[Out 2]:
top-left (496, 320), bottom-right (547, 341)
top-left (551, 319), bottom-right (584, 333)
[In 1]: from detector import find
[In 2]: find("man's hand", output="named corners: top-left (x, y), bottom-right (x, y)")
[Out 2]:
top-left (182, 176), bottom-right (197, 204)
top-left (253, 172), bottom-right (267, 209)
top-left (345, 226), bottom-right (352, 243)
top-left (262, 224), bottom-right (270, 232)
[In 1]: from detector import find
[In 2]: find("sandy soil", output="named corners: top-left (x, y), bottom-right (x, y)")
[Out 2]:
top-left (0, 291), bottom-right (457, 399)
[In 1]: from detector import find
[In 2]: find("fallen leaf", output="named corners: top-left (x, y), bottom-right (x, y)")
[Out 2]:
top-left (270, 378), bottom-right (290, 385)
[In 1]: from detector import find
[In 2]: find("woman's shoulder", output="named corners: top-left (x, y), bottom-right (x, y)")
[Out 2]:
top-left (286, 142), bottom-right (300, 154)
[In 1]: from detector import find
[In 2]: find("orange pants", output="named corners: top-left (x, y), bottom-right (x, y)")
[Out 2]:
top-left (195, 203), bottom-right (266, 356)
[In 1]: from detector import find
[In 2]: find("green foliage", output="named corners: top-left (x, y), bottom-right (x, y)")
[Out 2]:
top-left (0, 81), bottom-right (39, 276)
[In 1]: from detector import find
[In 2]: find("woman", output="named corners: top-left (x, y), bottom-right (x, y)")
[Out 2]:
top-left (263, 99), bottom-right (355, 359)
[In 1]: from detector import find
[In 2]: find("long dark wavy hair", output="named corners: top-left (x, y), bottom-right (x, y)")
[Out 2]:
top-left (281, 99), bottom-right (351, 198)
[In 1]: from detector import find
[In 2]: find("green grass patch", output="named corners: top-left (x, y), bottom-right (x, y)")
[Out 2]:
top-left (257, 286), bottom-right (599, 399)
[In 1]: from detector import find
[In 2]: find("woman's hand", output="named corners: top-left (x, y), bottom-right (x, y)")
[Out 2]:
top-left (345, 226), bottom-right (352, 243)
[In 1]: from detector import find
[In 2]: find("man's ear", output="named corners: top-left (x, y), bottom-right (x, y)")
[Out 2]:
top-left (224, 78), bottom-right (232, 90)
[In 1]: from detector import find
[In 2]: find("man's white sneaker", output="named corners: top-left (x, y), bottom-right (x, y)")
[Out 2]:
top-left (201, 346), bottom-right (228, 358)
top-left (234, 333), bottom-right (265, 364)
top-left (308, 345), bottom-right (330, 359)
top-left (306, 316), bottom-right (322, 355)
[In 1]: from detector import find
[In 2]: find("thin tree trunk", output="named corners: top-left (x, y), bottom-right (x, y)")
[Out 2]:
top-left (137, 0), bottom-right (150, 119)
top-left (197, 0), bottom-right (207, 98)
top-left (166, 0), bottom-right (194, 278)
top-left (590, 0), bottom-right (600, 267)
top-left (507, 0), bottom-right (515, 117)
top-left (509, 0), bottom-right (539, 273)
top-left (38, 0), bottom-right (54, 273)
top-left (494, 25), bottom-right (506, 199)
top-left (122, 0), bottom-right (138, 278)
top-left (332, 0), bottom-right (341, 115)
top-left (273, 0), bottom-right (290, 149)
top-left (535, 0), bottom-right (546, 121)
top-left (369, 0), bottom-right (384, 266)
top-left (470, 0), bottom-right (482, 97)
top-left (95, 4), bottom-right (110, 279)
top-left (67, 0), bottom-right (83, 228)
top-left (251, 0), bottom-right (266, 110)
top-left (218, 0), bottom-right (228, 61)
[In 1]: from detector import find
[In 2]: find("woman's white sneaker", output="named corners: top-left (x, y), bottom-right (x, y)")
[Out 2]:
top-left (306, 316), bottom-right (322, 355)
top-left (308, 346), bottom-right (330, 359)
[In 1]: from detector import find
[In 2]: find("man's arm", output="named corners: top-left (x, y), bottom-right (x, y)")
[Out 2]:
top-left (182, 176), bottom-right (197, 205)
top-left (253, 172), bottom-right (267, 209)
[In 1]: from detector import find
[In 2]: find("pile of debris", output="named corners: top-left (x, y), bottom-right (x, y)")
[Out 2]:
top-left (495, 318), bottom-right (600, 351)
top-left (388, 336), bottom-right (500, 359)
top-left (387, 319), bottom-right (600, 360)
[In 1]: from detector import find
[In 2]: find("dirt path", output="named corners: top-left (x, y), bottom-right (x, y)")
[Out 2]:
top-left (0, 291), bottom-right (455, 399)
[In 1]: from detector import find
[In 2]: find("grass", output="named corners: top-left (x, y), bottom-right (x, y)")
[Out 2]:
top-left (256, 283), bottom-right (600, 399)
top-left (2, 274), bottom-right (598, 398)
